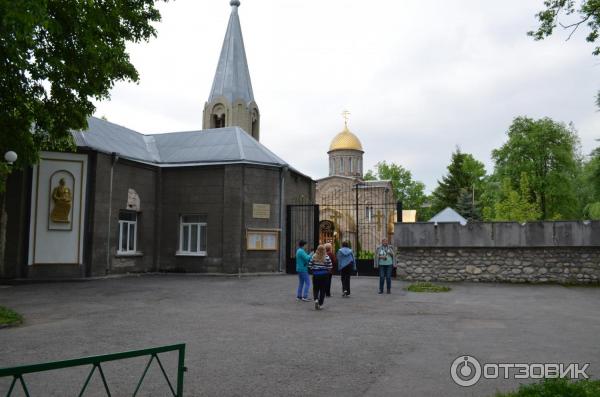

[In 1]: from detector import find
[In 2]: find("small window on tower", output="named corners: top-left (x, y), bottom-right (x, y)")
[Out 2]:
top-left (212, 114), bottom-right (225, 128)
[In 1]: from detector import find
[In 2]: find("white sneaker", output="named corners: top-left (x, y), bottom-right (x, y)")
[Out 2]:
top-left (314, 300), bottom-right (320, 310)
top-left (301, 297), bottom-right (311, 302)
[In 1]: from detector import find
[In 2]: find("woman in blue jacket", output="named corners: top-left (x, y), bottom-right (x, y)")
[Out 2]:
top-left (336, 241), bottom-right (356, 297)
top-left (295, 240), bottom-right (312, 301)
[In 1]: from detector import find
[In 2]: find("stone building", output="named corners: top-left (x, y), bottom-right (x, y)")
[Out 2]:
top-left (1, 1), bottom-right (314, 279)
top-left (315, 120), bottom-right (395, 254)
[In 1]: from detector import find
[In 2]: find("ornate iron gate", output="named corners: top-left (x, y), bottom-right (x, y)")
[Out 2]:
top-left (286, 182), bottom-right (400, 276)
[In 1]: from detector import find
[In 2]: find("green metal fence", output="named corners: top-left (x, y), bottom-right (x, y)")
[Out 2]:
top-left (0, 343), bottom-right (186, 397)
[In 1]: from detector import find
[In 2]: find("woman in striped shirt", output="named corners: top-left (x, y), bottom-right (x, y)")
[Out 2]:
top-left (308, 245), bottom-right (333, 310)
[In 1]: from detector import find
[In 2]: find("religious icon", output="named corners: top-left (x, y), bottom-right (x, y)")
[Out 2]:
top-left (50, 178), bottom-right (72, 223)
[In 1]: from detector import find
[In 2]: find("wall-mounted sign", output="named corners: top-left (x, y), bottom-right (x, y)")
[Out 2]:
top-left (252, 203), bottom-right (270, 219)
top-left (246, 228), bottom-right (279, 251)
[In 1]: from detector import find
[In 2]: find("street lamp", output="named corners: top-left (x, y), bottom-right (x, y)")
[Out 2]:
top-left (4, 151), bottom-right (17, 165)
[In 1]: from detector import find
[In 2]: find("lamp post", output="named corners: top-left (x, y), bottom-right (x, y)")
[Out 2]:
top-left (1, 151), bottom-right (17, 278)
top-left (4, 151), bottom-right (17, 165)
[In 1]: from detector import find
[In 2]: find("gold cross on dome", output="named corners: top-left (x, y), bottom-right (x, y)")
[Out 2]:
top-left (341, 110), bottom-right (351, 127)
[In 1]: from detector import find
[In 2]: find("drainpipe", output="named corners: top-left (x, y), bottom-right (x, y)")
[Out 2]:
top-left (106, 152), bottom-right (118, 274)
top-left (278, 166), bottom-right (287, 273)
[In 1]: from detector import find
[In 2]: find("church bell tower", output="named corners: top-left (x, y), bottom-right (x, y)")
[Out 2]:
top-left (203, 0), bottom-right (260, 141)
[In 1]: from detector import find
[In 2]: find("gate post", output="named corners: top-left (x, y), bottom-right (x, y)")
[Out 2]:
top-left (313, 204), bottom-right (320, 250)
top-left (397, 201), bottom-right (403, 223)
top-left (285, 205), bottom-right (292, 273)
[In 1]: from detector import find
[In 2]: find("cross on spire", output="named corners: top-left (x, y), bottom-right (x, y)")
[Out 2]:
top-left (341, 110), bottom-right (351, 128)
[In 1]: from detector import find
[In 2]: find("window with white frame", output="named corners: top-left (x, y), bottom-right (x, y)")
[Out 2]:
top-left (178, 215), bottom-right (207, 255)
top-left (118, 211), bottom-right (138, 254)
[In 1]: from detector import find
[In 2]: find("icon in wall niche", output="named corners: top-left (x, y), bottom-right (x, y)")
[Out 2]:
top-left (127, 189), bottom-right (140, 211)
top-left (49, 171), bottom-right (74, 230)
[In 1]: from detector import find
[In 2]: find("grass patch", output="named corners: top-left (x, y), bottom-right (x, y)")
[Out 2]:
top-left (404, 282), bottom-right (451, 293)
top-left (0, 305), bottom-right (23, 327)
top-left (494, 378), bottom-right (600, 396)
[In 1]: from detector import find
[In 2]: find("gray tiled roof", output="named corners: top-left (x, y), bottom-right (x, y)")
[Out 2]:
top-left (208, 3), bottom-right (254, 104)
top-left (72, 117), bottom-right (288, 167)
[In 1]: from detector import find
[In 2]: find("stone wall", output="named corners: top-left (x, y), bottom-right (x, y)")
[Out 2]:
top-left (394, 221), bottom-right (600, 284)
top-left (397, 247), bottom-right (600, 284)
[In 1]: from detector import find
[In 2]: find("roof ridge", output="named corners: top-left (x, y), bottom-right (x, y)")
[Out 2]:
top-left (234, 127), bottom-right (246, 160)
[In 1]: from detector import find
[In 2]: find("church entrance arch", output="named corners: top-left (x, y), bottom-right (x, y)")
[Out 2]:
top-left (319, 220), bottom-right (334, 245)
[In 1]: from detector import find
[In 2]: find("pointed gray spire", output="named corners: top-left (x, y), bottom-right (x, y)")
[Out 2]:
top-left (209, 1), bottom-right (254, 104)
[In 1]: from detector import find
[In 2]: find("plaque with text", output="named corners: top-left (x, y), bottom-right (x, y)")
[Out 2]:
top-left (252, 204), bottom-right (270, 219)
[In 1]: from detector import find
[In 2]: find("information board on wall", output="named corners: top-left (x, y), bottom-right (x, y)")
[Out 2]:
top-left (246, 228), bottom-right (279, 251)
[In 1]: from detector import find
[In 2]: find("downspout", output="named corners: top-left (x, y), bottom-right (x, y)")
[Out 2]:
top-left (278, 166), bottom-right (287, 273)
top-left (106, 152), bottom-right (118, 274)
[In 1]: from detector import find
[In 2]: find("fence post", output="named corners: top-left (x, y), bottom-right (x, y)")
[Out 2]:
top-left (176, 345), bottom-right (186, 397)
top-left (313, 205), bottom-right (320, 250)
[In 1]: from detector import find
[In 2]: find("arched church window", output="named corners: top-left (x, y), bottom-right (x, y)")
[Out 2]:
top-left (339, 157), bottom-right (344, 173)
top-left (211, 114), bottom-right (226, 128)
top-left (365, 206), bottom-right (374, 222)
top-left (211, 104), bottom-right (226, 128)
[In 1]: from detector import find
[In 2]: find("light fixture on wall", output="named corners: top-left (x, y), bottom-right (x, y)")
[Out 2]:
top-left (4, 151), bottom-right (17, 165)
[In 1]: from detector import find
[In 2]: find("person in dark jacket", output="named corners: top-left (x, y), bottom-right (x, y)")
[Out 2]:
top-left (336, 241), bottom-right (356, 297)
top-left (324, 243), bottom-right (337, 297)
top-left (308, 245), bottom-right (333, 310)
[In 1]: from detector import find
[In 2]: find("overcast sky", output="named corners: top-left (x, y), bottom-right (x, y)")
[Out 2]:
top-left (93, 0), bottom-right (600, 192)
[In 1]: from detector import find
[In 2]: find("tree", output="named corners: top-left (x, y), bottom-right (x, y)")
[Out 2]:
top-left (491, 117), bottom-right (580, 219)
top-left (455, 188), bottom-right (481, 222)
top-left (580, 139), bottom-right (600, 219)
top-left (364, 161), bottom-right (428, 219)
top-left (0, 0), bottom-right (164, 174)
top-left (529, 1), bottom-right (600, 106)
top-left (529, 1), bottom-right (600, 55)
top-left (488, 174), bottom-right (542, 222)
top-left (431, 148), bottom-right (486, 219)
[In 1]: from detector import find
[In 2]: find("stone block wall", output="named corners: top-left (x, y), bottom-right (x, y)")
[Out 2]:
top-left (397, 247), bottom-right (600, 284)
top-left (394, 221), bottom-right (600, 284)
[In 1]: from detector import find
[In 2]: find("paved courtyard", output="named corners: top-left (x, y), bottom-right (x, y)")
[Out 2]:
top-left (0, 275), bottom-right (599, 396)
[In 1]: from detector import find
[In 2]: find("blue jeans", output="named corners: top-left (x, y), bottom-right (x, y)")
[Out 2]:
top-left (297, 272), bottom-right (310, 298)
top-left (379, 265), bottom-right (392, 292)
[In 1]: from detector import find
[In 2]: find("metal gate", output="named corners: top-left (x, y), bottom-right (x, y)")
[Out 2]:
top-left (286, 182), bottom-right (400, 276)
top-left (285, 204), bottom-right (319, 274)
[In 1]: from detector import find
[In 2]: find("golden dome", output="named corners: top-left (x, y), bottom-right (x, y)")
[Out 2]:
top-left (328, 126), bottom-right (363, 152)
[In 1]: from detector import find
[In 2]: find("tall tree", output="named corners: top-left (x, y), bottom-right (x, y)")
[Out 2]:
top-left (364, 161), bottom-right (428, 218)
top-left (431, 148), bottom-right (486, 218)
top-left (0, 0), bottom-right (164, 176)
top-left (487, 173), bottom-right (542, 222)
top-left (492, 117), bottom-right (580, 219)
top-left (581, 139), bottom-right (600, 218)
